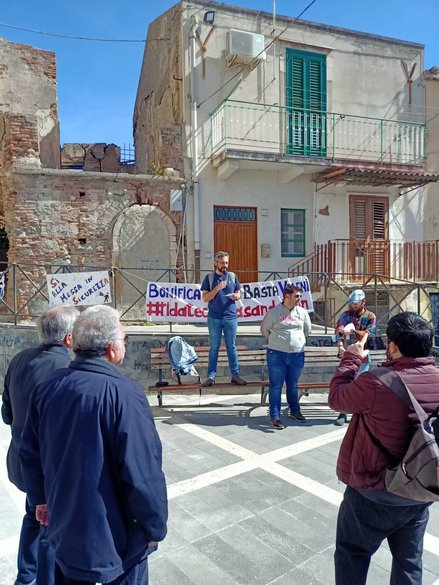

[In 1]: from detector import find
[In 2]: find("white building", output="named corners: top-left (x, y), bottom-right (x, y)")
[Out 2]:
top-left (134, 0), bottom-right (439, 299)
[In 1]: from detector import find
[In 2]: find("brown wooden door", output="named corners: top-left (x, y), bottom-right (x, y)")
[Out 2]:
top-left (213, 206), bottom-right (258, 283)
top-left (349, 195), bottom-right (389, 278)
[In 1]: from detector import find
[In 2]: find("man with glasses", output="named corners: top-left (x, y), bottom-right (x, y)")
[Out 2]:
top-left (20, 305), bottom-right (168, 585)
top-left (261, 284), bottom-right (311, 429)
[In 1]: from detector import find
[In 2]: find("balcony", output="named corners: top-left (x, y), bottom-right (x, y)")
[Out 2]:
top-left (211, 100), bottom-right (426, 167)
top-left (288, 240), bottom-right (439, 283)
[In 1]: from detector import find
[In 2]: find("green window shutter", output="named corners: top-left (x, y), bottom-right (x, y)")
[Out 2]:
top-left (286, 49), bottom-right (327, 156)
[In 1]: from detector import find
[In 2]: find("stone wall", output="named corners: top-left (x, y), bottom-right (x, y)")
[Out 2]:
top-left (6, 166), bottom-right (185, 315)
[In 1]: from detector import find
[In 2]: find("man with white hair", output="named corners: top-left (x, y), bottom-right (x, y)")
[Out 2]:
top-left (2, 306), bottom-right (79, 585)
top-left (19, 305), bottom-right (167, 585)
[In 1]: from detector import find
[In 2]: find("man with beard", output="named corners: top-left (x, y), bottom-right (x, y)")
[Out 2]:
top-left (201, 251), bottom-right (246, 387)
top-left (333, 289), bottom-right (376, 425)
top-left (328, 312), bottom-right (439, 585)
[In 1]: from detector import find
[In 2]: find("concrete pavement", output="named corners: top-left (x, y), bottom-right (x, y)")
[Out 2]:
top-left (1, 392), bottom-right (438, 585)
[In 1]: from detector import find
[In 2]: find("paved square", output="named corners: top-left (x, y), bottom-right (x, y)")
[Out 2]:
top-left (1, 393), bottom-right (438, 585)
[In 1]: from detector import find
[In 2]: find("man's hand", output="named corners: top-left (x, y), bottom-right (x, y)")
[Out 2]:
top-left (216, 280), bottom-right (227, 291)
top-left (345, 341), bottom-right (369, 359)
top-left (36, 504), bottom-right (49, 525)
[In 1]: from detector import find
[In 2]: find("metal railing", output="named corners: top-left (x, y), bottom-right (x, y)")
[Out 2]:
top-left (211, 100), bottom-right (426, 165)
top-left (0, 262), bottom-right (438, 333)
top-left (289, 240), bottom-right (439, 283)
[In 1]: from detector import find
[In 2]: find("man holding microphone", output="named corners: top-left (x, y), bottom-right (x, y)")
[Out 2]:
top-left (201, 251), bottom-right (247, 387)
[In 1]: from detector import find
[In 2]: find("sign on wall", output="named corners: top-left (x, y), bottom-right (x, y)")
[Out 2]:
top-left (146, 276), bottom-right (313, 323)
top-left (47, 271), bottom-right (112, 307)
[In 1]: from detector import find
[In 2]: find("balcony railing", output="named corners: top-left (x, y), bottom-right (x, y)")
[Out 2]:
top-left (289, 240), bottom-right (439, 282)
top-left (211, 100), bottom-right (426, 165)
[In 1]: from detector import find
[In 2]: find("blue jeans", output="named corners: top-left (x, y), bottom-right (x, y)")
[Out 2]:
top-left (267, 349), bottom-right (305, 419)
top-left (15, 498), bottom-right (55, 585)
top-left (335, 486), bottom-right (430, 585)
top-left (207, 316), bottom-right (239, 378)
top-left (54, 558), bottom-right (148, 584)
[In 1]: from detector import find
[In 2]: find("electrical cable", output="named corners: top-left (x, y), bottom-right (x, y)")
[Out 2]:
top-left (0, 21), bottom-right (146, 42)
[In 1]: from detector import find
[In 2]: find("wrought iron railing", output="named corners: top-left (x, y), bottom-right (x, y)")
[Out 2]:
top-left (211, 100), bottom-right (426, 165)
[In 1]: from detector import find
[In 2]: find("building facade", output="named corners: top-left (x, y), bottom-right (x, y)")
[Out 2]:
top-left (0, 37), bottom-right (184, 318)
top-left (135, 0), bottom-right (439, 294)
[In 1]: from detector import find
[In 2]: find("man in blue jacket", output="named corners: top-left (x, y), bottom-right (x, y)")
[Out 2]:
top-left (19, 305), bottom-right (168, 585)
top-left (2, 305), bottom-right (79, 585)
top-left (201, 251), bottom-right (246, 387)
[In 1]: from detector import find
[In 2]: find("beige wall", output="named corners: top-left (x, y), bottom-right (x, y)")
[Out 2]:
top-left (136, 0), bottom-right (427, 275)
top-left (424, 76), bottom-right (439, 240)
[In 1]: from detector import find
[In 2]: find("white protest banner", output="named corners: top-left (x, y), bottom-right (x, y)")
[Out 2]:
top-left (146, 275), bottom-right (313, 323)
top-left (47, 271), bottom-right (112, 307)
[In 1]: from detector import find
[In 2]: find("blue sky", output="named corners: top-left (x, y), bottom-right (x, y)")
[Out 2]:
top-left (1, 0), bottom-right (437, 147)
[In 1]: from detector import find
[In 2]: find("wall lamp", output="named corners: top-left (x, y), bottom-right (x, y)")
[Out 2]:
top-left (204, 11), bottom-right (215, 24)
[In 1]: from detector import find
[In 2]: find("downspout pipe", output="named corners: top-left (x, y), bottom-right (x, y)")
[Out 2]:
top-left (189, 15), bottom-right (201, 278)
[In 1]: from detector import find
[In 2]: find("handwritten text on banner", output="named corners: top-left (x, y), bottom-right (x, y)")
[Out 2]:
top-left (47, 271), bottom-right (112, 307)
top-left (146, 276), bottom-right (313, 322)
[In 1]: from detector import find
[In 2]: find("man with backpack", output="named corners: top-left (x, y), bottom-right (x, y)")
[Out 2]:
top-left (328, 312), bottom-right (439, 585)
top-left (200, 251), bottom-right (246, 387)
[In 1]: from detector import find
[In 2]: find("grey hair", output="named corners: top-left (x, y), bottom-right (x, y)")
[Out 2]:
top-left (214, 251), bottom-right (229, 260)
top-left (37, 306), bottom-right (80, 344)
top-left (72, 305), bottom-right (122, 358)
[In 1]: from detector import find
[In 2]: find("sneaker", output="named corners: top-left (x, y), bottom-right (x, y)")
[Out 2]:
top-left (289, 411), bottom-right (306, 422)
top-left (334, 413), bottom-right (347, 426)
top-left (202, 377), bottom-right (215, 387)
top-left (231, 376), bottom-right (247, 385)
top-left (271, 419), bottom-right (285, 430)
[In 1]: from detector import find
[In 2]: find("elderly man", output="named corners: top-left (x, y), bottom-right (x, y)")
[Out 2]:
top-left (2, 306), bottom-right (79, 585)
top-left (329, 312), bottom-right (439, 585)
top-left (20, 305), bottom-right (168, 585)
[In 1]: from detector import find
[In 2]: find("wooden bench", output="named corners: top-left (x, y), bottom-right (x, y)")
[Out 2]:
top-left (149, 345), bottom-right (387, 407)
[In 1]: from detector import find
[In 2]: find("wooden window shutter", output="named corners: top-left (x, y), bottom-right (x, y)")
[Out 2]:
top-left (372, 201), bottom-right (386, 239)
top-left (352, 200), bottom-right (367, 240)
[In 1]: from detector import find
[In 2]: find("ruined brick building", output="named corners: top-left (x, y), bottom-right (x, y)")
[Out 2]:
top-left (0, 37), bottom-right (184, 318)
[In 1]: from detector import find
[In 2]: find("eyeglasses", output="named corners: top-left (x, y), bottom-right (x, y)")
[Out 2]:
top-left (294, 294), bottom-right (302, 298)
top-left (123, 334), bottom-right (129, 347)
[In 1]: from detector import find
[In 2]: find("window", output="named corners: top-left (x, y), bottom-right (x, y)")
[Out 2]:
top-left (281, 209), bottom-right (305, 257)
top-left (285, 48), bottom-right (327, 156)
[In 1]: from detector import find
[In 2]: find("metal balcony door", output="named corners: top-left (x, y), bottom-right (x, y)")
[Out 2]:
top-left (349, 195), bottom-right (389, 278)
top-left (285, 48), bottom-right (327, 157)
top-left (213, 206), bottom-right (258, 283)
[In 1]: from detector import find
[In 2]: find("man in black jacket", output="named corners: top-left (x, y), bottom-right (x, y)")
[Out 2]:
top-left (2, 306), bottom-right (78, 585)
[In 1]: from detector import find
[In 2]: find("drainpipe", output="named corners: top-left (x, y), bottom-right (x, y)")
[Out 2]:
top-left (189, 15), bottom-right (201, 281)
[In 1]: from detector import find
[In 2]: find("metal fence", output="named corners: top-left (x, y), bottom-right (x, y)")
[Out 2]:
top-left (0, 263), bottom-right (438, 334)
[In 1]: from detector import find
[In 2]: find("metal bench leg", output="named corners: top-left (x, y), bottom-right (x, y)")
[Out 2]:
top-left (261, 386), bottom-right (268, 405)
top-left (157, 390), bottom-right (163, 408)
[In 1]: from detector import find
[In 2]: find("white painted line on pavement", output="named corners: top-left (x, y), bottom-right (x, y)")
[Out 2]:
top-left (0, 534), bottom-right (19, 556)
top-left (168, 459), bottom-right (259, 499)
top-left (261, 461), bottom-right (343, 506)
top-left (0, 442), bottom-right (25, 513)
top-left (424, 533), bottom-right (439, 557)
top-left (171, 419), bottom-right (439, 558)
